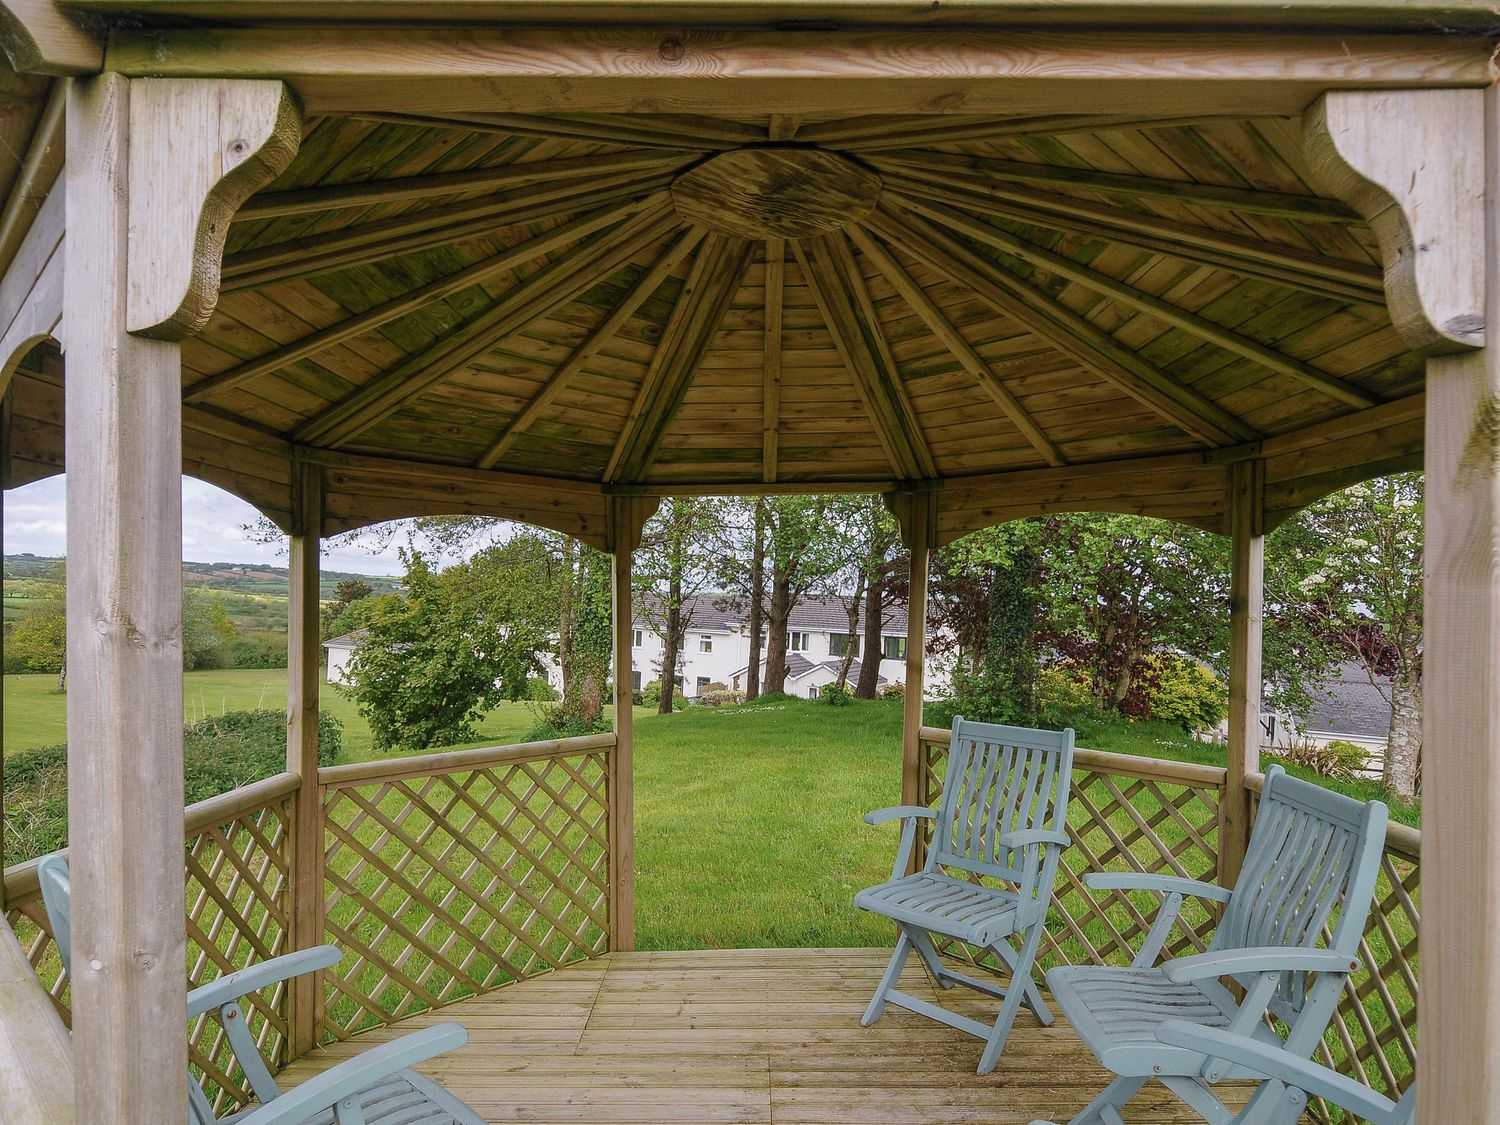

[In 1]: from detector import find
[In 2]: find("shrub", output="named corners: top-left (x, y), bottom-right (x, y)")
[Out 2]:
top-left (1037, 662), bottom-right (1104, 728)
top-left (820, 683), bottom-right (853, 707)
top-left (228, 631), bottom-right (289, 669)
top-left (1274, 736), bottom-right (1370, 782)
top-left (525, 676), bottom-right (558, 701)
top-left (2, 708), bottom-right (342, 866)
top-left (521, 704), bottom-right (611, 743)
top-left (640, 679), bottom-right (686, 710)
top-left (878, 682), bottom-right (905, 700)
top-left (698, 683), bottom-right (744, 707)
top-left (1144, 655), bottom-right (1228, 733)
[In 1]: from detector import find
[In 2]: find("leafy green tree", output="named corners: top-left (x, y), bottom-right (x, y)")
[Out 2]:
top-left (635, 498), bottom-right (726, 713)
top-left (321, 578), bottom-right (375, 639)
top-left (183, 586), bottom-right (239, 670)
top-left (4, 566), bottom-right (67, 678)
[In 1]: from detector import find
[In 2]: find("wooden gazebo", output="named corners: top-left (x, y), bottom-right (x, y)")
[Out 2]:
top-left (0, 3), bottom-right (1493, 1121)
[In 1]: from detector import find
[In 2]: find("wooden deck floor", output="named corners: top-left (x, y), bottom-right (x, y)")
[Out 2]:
top-left (278, 948), bottom-right (1234, 1124)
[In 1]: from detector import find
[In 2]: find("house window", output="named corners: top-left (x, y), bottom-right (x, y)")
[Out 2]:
top-left (829, 633), bottom-right (860, 657)
top-left (632, 629), bottom-right (643, 647)
top-left (790, 631), bottom-right (810, 652)
top-left (808, 685), bottom-right (821, 699)
top-left (883, 635), bottom-right (907, 661)
top-left (699, 635), bottom-right (713, 653)
top-left (697, 676), bottom-right (711, 688)
top-left (632, 671), bottom-right (642, 690)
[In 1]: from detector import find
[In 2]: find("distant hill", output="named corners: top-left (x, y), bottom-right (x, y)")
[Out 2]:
top-left (3, 554), bottom-right (400, 599)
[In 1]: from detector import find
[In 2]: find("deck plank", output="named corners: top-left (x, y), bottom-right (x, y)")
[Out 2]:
top-left (276, 947), bottom-right (1243, 1124)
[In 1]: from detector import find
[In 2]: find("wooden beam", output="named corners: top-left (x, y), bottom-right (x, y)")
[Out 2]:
top-left (794, 236), bottom-right (934, 480)
top-left (187, 197), bottom-right (650, 404)
top-left (894, 193), bottom-right (1381, 409)
top-left (867, 201), bottom-right (1254, 446)
top-left (64, 71), bottom-right (187, 1122)
top-left (126, 79), bottom-right (301, 339)
top-left (0, 185), bottom-right (63, 396)
top-left (878, 166), bottom-right (1387, 304)
top-left (1415, 81), bottom-right (1500, 1125)
top-left (1306, 89), bottom-right (1487, 352)
top-left (236, 149), bottom-right (685, 220)
top-left (298, 200), bottom-right (678, 447)
top-left (799, 112), bottom-right (1256, 150)
top-left (221, 165), bottom-right (680, 291)
top-left (848, 223), bottom-right (1066, 467)
top-left (606, 235), bottom-right (752, 482)
top-left (767, 115), bottom-right (801, 142)
top-left (344, 109), bottom-right (731, 151)
top-left (900, 489), bottom-right (934, 872)
top-left (871, 149), bottom-right (1360, 224)
top-left (0, 917), bottom-right (74, 1124)
top-left (1219, 458), bottom-right (1264, 886)
top-left (475, 224), bottom-right (707, 469)
top-left (762, 238), bottom-right (783, 484)
top-left (0, 0), bottom-right (103, 73)
top-left (103, 28), bottom-right (1494, 118)
top-left (607, 495), bottom-right (639, 951)
top-left (0, 81), bottom-right (63, 285)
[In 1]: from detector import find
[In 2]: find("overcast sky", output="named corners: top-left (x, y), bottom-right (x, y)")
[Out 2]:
top-left (3, 475), bottom-right (408, 576)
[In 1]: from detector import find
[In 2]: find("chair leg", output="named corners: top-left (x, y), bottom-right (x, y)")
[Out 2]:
top-left (1161, 1076), bottom-right (1235, 1125)
top-left (987, 925), bottom-right (1053, 1025)
top-left (1064, 1076), bottom-right (1148, 1125)
top-left (976, 918), bottom-right (1051, 1074)
top-left (904, 926), bottom-right (954, 989)
top-left (863, 932), bottom-right (914, 1026)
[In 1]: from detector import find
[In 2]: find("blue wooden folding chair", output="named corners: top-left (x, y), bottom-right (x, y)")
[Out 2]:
top-left (1042, 764), bottom-right (1388, 1125)
top-left (855, 716), bottom-right (1075, 1073)
top-left (39, 855), bottom-right (484, 1124)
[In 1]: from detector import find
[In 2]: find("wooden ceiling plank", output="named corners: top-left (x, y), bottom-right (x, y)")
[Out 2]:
top-left (878, 166), bottom-right (1384, 304)
top-left (605, 235), bottom-right (751, 483)
top-left (763, 237), bottom-right (784, 483)
top-left (474, 224), bottom-right (708, 469)
top-left (847, 223), bottom-right (1067, 467)
top-left (801, 113), bottom-right (1263, 150)
top-left (187, 197), bottom-right (654, 404)
top-left (792, 237), bottom-right (930, 480)
top-left (868, 201), bottom-right (1254, 447)
top-left (236, 149), bottom-right (685, 220)
top-left (298, 199), bottom-right (677, 447)
top-left (345, 109), bottom-right (727, 150)
top-left (222, 165), bottom-right (682, 290)
top-left (898, 193), bottom-right (1381, 409)
top-left (868, 150), bottom-right (1359, 224)
top-left (767, 116), bottom-right (802, 142)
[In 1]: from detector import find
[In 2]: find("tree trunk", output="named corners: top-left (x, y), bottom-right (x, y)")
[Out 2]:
top-left (745, 497), bottom-right (766, 700)
top-left (659, 569), bottom-right (682, 714)
top-left (856, 564), bottom-right (884, 699)
top-left (764, 569), bottom-right (792, 695)
top-left (55, 655), bottom-right (67, 693)
top-left (835, 598), bottom-right (859, 689)
top-left (557, 539), bottom-right (575, 699)
top-left (1384, 671), bottom-right (1422, 800)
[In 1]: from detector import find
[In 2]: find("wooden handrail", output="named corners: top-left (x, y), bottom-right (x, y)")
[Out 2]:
top-left (317, 732), bottom-right (617, 789)
top-left (0, 915), bottom-right (73, 1124)
top-left (1245, 770), bottom-right (1420, 859)
top-left (917, 725), bottom-right (1227, 789)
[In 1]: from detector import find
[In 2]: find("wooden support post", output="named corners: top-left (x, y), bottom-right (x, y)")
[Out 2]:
top-left (63, 74), bottom-right (298, 1122)
top-left (1220, 459), bottom-right (1264, 886)
top-left (607, 496), bottom-right (654, 952)
top-left (284, 460), bottom-right (323, 1059)
top-left (898, 491), bottom-right (935, 871)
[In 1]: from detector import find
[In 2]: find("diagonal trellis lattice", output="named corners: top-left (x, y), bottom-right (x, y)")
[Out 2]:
top-left (319, 748), bottom-right (610, 1040)
top-left (3, 783), bottom-right (294, 1118)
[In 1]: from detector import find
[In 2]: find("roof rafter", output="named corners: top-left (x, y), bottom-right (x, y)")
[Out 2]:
top-left (868, 200), bottom-right (1257, 447)
top-left (796, 113), bottom-right (1258, 151)
top-left (298, 199), bottom-right (679, 448)
top-left (189, 198), bottom-right (657, 405)
top-left (222, 165), bottom-right (683, 290)
top-left (475, 224), bottom-right (708, 469)
top-left (350, 110), bottom-right (735, 151)
top-left (793, 235), bottom-right (935, 481)
top-left (870, 151), bottom-right (1359, 225)
top-left (894, 192), bottom-right (1381, 409)
top-left (877, 166), bottom-right (1384, 304)
top-left (236, 149), bottom-right (686, 220)
top-left (606, 235), bottom-right (753, 483)
top-left (762, 238), bottom-right (784, 484)
top-left (847, 223), bottom-right (1067, 468)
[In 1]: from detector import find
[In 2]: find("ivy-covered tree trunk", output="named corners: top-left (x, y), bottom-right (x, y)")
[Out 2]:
top-left (556, 538), bottom-right (576, 699)
top-left (564, 546), bottom-right (612, 728)
top-left (1385, 671), bottom-right (1422, 800)
top-left (745, 497), bottom-right (766, 700)
top-left (764, 569), bottom-right (792, 695)
top-left (659, 566), bottom-right (683, 714)
top-left (982, 542), bottom-right (1041, 724)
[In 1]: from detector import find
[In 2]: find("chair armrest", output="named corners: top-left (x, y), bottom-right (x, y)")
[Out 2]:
top-left (237, 1023), bottom-right (468, 1125)
top-left (996, 828), bottom-right (1070, 850)
top-left (1155, 1021), bottom-right (1401, 1124)
top-left (1161, 947), bottom-right (1361, 985)
top-left (1082, 872), bottom-right (1234, 903)
top-left (863, 806), bottom-right (936, 826)
top-left (187, 945), bottom-right (344, 1019)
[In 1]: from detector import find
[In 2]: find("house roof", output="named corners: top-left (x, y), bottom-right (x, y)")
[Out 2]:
top-left (635, 593), bottom-right (908, 636)
top-left (1301, 662), bottom-right (1392, 741)
top-left (322, 630), bottom-right (368, 650)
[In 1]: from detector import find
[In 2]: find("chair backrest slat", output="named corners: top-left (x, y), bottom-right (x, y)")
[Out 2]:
top-left (931, 717), bottom-right (1074, 880)
top-left (1211, 765), bottom-right (1387, 1029)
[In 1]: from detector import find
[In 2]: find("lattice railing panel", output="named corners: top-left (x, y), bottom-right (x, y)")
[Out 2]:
top-left (921, 735), bottom-right (1222, 974)
top-left (320, 748), bottom-right (610, 1040)
top-left (2, 779), bottom-right (295, 1118)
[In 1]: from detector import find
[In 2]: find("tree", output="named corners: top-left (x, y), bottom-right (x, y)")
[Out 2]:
top-left (183, 586), bottom-right (238, 671)
top-left (4, 564), bottom-right (67, 680)
top-left (761, 495), bottom-right (858, 695)
top-left (853, 499), bottom-right (902, 699)
top-left (321, 578), bottom-right (374, 639)
top-left (635, 498), bottom-right (725, 713)
top-left (745, 497), bottom-right (767, 701)
top-left (1275, 474), bottom-right (1424, 799)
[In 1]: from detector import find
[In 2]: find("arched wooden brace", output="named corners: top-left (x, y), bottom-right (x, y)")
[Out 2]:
top-left (1305, 86), bottom-right (1500, 1125)
top-left (62, 73), bottom-right (299, 1124)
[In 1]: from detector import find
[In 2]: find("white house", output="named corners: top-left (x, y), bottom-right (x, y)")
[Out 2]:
top-left (631, 594), bottom-right (952, 701)
top-left (323, 631), bottom-right (364, 685)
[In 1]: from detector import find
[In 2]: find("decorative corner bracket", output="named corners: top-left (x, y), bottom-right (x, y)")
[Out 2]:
top-left (606, 494), bottom-right (660, 555)
top-left (127, 78), bottom-right (301, 341)
top-left (1304, 90), bottom-right (1486, 355)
